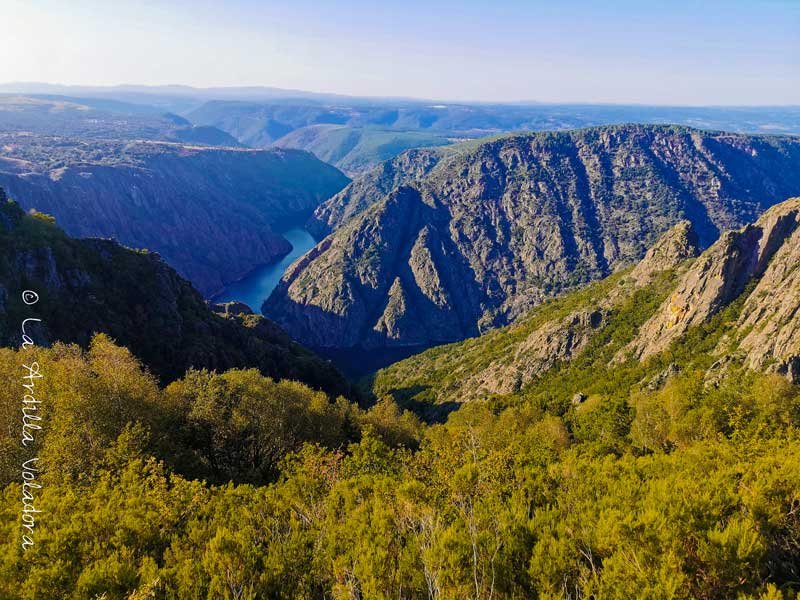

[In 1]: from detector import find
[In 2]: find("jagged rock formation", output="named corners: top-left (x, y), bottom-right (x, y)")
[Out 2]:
top-left (627, 199), bottom-right (800, 362)
top-left (0, 196), bottom-right (350, 396)
top-left (307, 147), bottom-right (445, 237)
top-left (0, 140), bottom-right (349, 295)
top-left (629, 220), bottom-right (700, 286)
top-left (735, 214), bottom-right (800, 380)
top-left (371, 198), bottom-right (800, 409)
top-left (372, 221), bottom-right (699, 404)
top-left (266, 125), bottom-right (800, 352)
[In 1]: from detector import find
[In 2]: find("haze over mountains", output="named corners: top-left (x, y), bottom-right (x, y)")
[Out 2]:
top-left (3, 82), bottom-right (800, 176)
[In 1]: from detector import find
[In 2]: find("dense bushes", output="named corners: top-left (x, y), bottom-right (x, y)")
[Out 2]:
top-left (1, 335), bottom-right (799, 598)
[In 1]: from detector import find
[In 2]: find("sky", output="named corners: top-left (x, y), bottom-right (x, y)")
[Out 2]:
top-left (2, 0), bottom-right (798, 105)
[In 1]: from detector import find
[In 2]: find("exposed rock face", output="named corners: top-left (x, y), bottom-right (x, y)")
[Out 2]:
top-left (0, 142), bottom-right (349, 295)
top-left (421, 221), bottom-right (698, 401)
top-left (307, 148), bottom-right (444, 238)
top-left (267, 186), bottom-right (482, 348)
top-left (628, 199), bottom-right (800, 361)
top-left (372, 197), bottom-right (800, 408)
top-left (629, 220), bottom-right (700, 286)
top-left (267, 125), bottom-right (800, 351)
top-left (456, 308), bottom-right (607, 401)
top-left (733, 201), bottom-right (800, 380)
top-left (0, 196), bottom-right (350, 396)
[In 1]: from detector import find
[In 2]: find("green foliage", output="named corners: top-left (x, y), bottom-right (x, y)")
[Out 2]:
top-left (1, 319), bottom-right (800, 597)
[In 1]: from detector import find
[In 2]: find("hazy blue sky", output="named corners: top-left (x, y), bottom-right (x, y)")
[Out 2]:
top-left (3, 0), bottom-right (798, 104)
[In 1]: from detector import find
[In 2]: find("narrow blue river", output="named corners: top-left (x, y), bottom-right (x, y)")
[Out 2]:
top-left (212, 227), bottom-right (317, 313)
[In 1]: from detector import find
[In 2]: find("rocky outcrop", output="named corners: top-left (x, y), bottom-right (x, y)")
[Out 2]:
top-left (732, 200), bottom-right (800, 380)
top-left (425, 221), bottom-right (699, 401)
top-left (627, 199), bottom-right (800, 361)
top-left (628, 220), bottom-right (700, 286)
top-left (307, 148), bottom-right (445, 237)
top-left (267, 186), bottom-right (482, 348)
top-left (371, 198), bottom-right (800, 406)
top-left (0, 141), bottom-right (349, 295)
top-left (0, 196), bottom-right (350, 396)
top-left (456, 308), bottom-right (607, 401)
top-left (267, 125), bottom-right (800, 351)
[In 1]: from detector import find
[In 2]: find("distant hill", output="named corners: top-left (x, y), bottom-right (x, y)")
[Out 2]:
top-left (0, 193), bottom-right (349, 395)
top-left (187, 97), bottom-right (800, 174)
top-left (264, 125), bottom-right (800, 363)
top-left (0, 138), bottom-right (349, 295)
top-left (272, 125), bottom-right (453, 176)
top-left (0, 94), bottom-right (238, 145)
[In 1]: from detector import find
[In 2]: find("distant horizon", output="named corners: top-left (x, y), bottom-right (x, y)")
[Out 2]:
top-left (4, 1), bottom-right (798, 106)
top-left (2, 81), bottom-right (800, 109)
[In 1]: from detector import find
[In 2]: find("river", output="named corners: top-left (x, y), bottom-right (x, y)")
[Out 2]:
top-left (212, 227), bottom-right (317, 313)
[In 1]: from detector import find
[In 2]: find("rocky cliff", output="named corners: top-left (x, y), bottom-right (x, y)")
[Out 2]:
top-left (0, 195), bottom-right (349, 396)
top-left (306, 147), bottom-right (446, 237)
top-left (266, 125), bottom-right (800, 352)
top-left (371, 220), bottom-right (700, 406)
top-left (627, 198), bottom-right (800, 378)
top-left (371, 198), bottom-right (800, 410)
top-left (0, 139), bottom-right (349, 295)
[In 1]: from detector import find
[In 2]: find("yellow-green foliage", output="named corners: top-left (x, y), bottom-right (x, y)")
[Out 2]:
top-left (1, 336), bottom-right (799, 598)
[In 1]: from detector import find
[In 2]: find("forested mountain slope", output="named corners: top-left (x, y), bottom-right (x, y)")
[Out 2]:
top-left (273, 124), bottom-right (453, 177)
top-left (266, 125), bottom-right (800, 353)
top-left (0, 192), bottom-right (348, 394)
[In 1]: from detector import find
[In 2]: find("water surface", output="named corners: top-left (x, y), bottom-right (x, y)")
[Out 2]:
top-left (213, 227), bottom-right (316, 313)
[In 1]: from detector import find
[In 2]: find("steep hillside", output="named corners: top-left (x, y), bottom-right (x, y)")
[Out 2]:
top-left (273, 124), bottom-right (452, 176)
top-left (371, 198), bottom-right (800, 416)
top-left (265, 125), bottom-right (800, 355)
top-left (0, 193), bottom-right (349, 395)
top-left (0, 138), bottom-right (349, 295)
top-left (625, 197), bottom-right (800, 377)
top-left (307, 147), bottom-right (446, 237)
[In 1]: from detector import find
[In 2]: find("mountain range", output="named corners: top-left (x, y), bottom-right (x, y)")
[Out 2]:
top-left (5, 83), bottom-right (800, 178)
top-left (187, 99), bottom-right (800, 175)
top-left (264, 125), bottom-right (800, 368)
top-left (3, 83), bottom-right (800, 597)
top-left (0, 95), bottom-right (239, 144)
